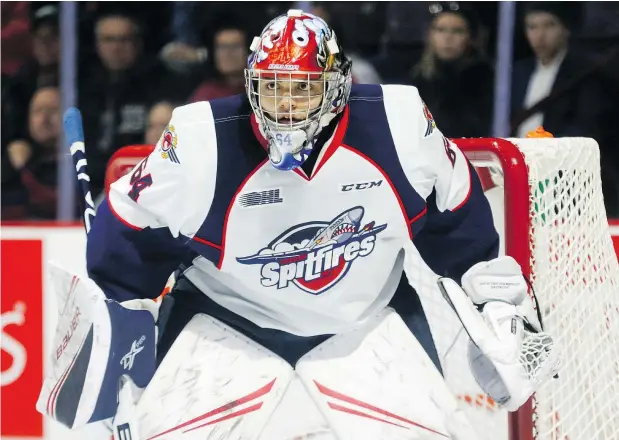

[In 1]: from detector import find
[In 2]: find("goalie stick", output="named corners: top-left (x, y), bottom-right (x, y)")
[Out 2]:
top-left (62, 106), bottom-right (176, 320)
top-left (63, 107), bottom-right (96, 233)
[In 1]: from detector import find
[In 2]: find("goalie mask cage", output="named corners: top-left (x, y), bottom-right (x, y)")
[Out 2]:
top-left (106, 138), bottom-right (619, 440)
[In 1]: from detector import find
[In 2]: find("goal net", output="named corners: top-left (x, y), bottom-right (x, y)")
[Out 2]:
top-left (106, 137), bottom-right (619, 439)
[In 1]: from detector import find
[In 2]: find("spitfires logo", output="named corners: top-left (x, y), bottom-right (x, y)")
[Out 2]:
top-left (237, 207), bottom-right (387, 294)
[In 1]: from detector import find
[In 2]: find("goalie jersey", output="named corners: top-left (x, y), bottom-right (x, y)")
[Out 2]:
top-left (87, 84), bottom-right (499, 336)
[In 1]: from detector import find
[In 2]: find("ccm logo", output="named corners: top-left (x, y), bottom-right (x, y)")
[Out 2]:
top-left (341, 180), bottom-right (383, 192)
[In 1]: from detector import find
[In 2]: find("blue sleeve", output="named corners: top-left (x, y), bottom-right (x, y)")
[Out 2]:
top-left (86, 199), bottom-right (196, 302)
top-left (412, 162), bottom-right (499, 284)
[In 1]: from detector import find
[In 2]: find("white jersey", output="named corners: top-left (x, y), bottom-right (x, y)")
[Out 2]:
top-left (89, 84), bottom-right (496, 336)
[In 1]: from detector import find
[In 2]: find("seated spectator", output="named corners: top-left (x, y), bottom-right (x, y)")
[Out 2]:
top-left (25, 4), bottom-right (59, 87)
top-left (144, 101), bottom-right (175, 145)
top-left (189, 21), bottom-right (248, 103)
top-left (511, 2), bottom-right (606, 139)
top-left (159, 2), bottom-right (209, 74)
top-left (511, 2), bottom-right (617, 215)
top-left (79, 12), bottom-right (193, 197)
top-left (3, 4), bottom-right (60, 143)
top-left (160, 2), bottom-right (291, 74)
top-left (408, 3), bottom-right (494, 138)
top-left (3, 87), bottom-right (61, 219)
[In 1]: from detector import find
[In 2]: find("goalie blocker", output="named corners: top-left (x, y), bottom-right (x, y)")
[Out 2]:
top-left (36, 264), bottom-right (158, 428)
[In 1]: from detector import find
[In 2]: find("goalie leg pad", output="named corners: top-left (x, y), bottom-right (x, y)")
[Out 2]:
top-left (260, 374), bottom-right (336, 440)
top-left (37, 264), bottom-right (157, 428)
top-left (115, 313), bottom-right (294, 440)
top-left (296, 308), bottom-right (479, 440)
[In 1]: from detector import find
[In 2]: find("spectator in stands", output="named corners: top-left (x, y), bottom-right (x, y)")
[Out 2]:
top-left (79, 12), bottom-right (191, 197)
top-left (28, 4), bottom-right (59, 85)
top-left (144, 101), bottom-right (175, 145)
top-left (189, 21), bottom-right (248, 103)
top-left (3, 4), bottom-right (60, 144)
top-left (408, 3), bottom-right (494, 138)
top-left (512, 2), bottom-right (618, 215)
top-left (511, 2), bottom-right (606, 139)
top-left (3, 87), bottom-right (61, 219)
top-left (159, 2), bottom-right (209, 75)
top-left (160, 2), bottom-right (291, 75)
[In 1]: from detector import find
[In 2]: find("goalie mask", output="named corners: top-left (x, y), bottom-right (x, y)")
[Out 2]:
top-left (245, 10), bottom-right (352, 171)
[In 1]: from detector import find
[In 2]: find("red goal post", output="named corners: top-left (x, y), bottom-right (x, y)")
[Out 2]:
top-left (455, 139), bottom-right (534, 440)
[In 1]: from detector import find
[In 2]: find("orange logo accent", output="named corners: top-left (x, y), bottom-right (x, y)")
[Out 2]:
top-left (526, 126), bottom-right (554, 138)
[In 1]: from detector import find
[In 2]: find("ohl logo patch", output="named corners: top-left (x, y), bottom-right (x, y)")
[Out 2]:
top-left (237, 207), bottom-right (387, 294)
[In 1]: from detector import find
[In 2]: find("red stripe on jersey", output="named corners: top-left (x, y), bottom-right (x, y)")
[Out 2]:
top-left (108, 197), bottom-right (143, 231)
top-left (408, 206), bottom-right (427, 225)
top-left (250, 114), bottom-right (268, 149)
top-left (311, 106), bottom-right (350, 179)
top-left (192, 236), bottom-right (222, 250)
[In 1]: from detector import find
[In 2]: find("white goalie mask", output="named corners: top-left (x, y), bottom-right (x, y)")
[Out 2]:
top-left (245, 10), bottom-right (352, 170)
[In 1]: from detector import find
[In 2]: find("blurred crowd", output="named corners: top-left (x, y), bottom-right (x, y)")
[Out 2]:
top-left (2, 1), bottom-right (619, 220)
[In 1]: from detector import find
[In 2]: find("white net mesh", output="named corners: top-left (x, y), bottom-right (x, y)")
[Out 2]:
top-left (406, 137), bottom-right (619, 440)
top-left (517, 138), bottom-right (619, 440)
top-left (519, 330), bottom-right (557, 388)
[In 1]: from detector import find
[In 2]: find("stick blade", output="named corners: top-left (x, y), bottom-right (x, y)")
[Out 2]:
top-left (63, 107), bottom-right (84, 145)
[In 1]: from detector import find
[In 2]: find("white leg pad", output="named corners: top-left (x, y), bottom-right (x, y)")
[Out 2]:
top-left (296, 309), bottom-right (479, 440)
top-left (260, 374), bottom-right (336, 440)
top-left (114, 314), bottom-right (294, 440)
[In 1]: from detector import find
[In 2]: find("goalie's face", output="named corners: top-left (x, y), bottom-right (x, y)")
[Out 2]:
top-left (254, 74), bottom-right (325, 127)
top-left (245, 11), bottom-right (352, 171)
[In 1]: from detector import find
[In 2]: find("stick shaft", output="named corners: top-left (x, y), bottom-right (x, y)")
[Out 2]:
top-left (63, 107), bottom-right (96, 233)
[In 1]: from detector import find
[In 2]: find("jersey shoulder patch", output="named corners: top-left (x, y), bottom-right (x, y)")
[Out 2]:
top-left (158, 124), bottom-right (180, 164)
top-left (421, 100), bottom-right (436, 137)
